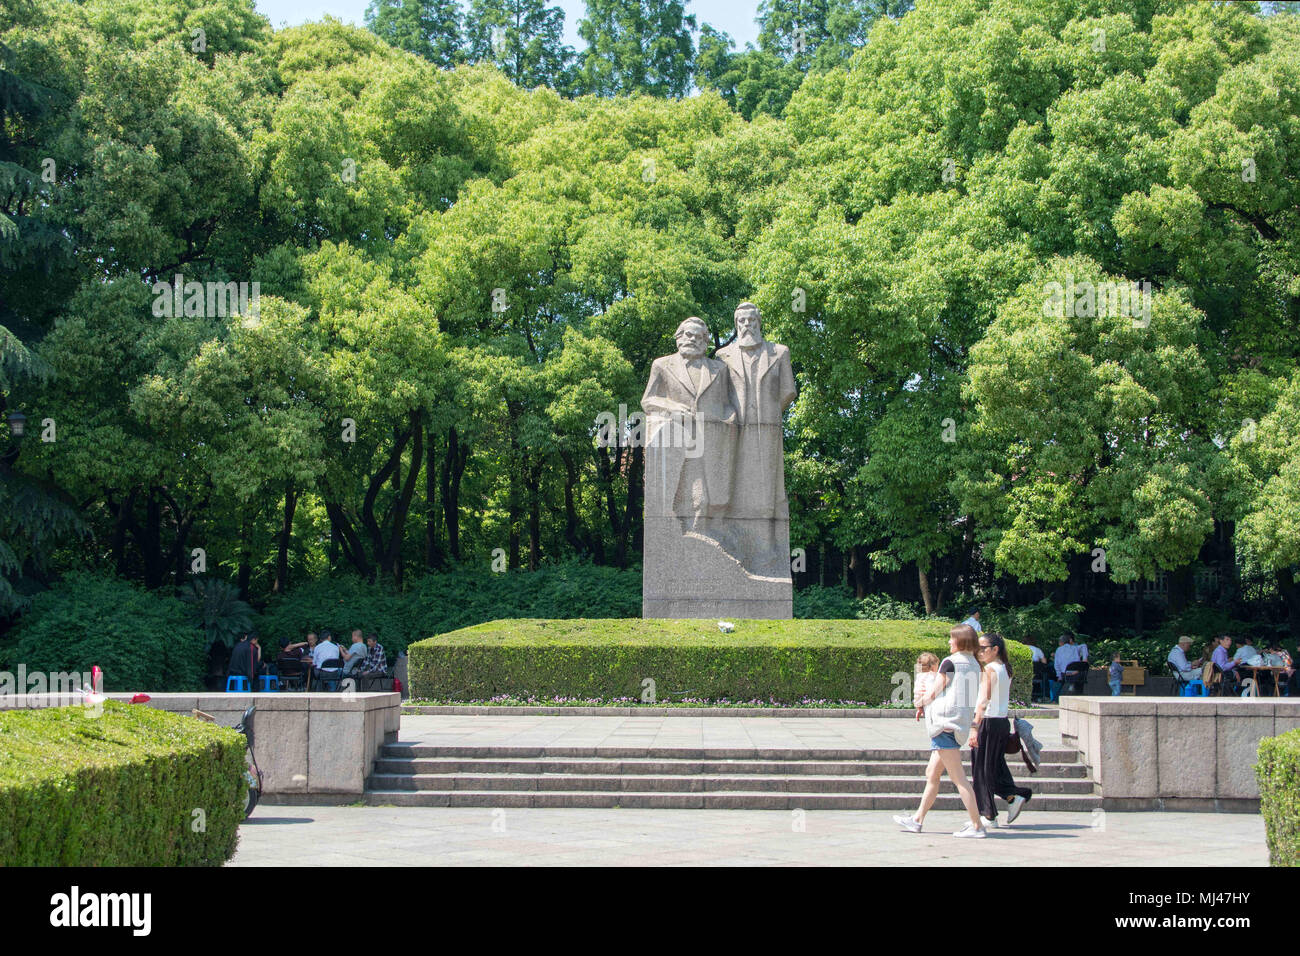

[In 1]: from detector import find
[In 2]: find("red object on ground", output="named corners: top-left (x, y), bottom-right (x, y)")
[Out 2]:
top-left (130, 693), bottom-right (151, 704)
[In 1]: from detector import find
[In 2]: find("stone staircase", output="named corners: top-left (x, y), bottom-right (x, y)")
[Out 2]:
top-left (364, 742), bottom-right (1101, 810)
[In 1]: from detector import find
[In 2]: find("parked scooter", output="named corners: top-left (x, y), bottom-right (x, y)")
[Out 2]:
top-left (234, 704), bottom-right (263, 817)
top-left (193, 705), bottom-right (263, 818)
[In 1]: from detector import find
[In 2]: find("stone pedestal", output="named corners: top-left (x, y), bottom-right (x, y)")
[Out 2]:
top-left (643, 515), bottom-right (792, 619)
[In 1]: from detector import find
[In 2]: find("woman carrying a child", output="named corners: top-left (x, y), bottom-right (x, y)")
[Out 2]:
top-left (894, 624), bottom-right (986, 838)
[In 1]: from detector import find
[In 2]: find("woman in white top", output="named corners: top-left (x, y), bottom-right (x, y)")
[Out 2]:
top-left (894, 625), bottom-right (986, 838)
top-left (969, 632), bottom-right (1032, 828)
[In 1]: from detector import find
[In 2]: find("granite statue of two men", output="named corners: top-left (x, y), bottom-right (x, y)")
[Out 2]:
top-left (641, 302), bottom-right (796, 619)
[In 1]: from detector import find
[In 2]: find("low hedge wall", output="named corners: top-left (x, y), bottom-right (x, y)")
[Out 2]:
top-left (0, 701), bottom-right (247, 866)
top-left (1256, 728), bottom-right (1300, 867)
top-left (407, 618), bottom-right (1033, 704)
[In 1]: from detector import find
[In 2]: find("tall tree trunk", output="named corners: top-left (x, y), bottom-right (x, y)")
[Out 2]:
top-left (526, 458), bottom-right (542, 571)
top-left (325, 501), bottom-right (373, 580)
top-left (849, 545), bottom-right (869, 598)
top-left (274, 482), bottom-right (297, 595)
top-left (628, 444), bottom-right (643, 561)
top-left (507, 452), bottom-right (522, 571)
top-left (559, 450), bottom-right (584, 554)
top-left (597, 445), bottom-right (625, 567)
top-left (360, 423), bottom-right (414, 568)
top-left (918, 564), bottom-right (936, 615)
top-left (382, 413), bottom-right (423, 582)
top-left (441, 426), bottom-right (466, 561)
top-left (108, 488), bottom-right (135, 576)
top-left (613, 445), bottom-right (641, 569)
top-left (425, 423), bottom-right (444, 570)
top-left (236, 510), bottom-right (251, 599)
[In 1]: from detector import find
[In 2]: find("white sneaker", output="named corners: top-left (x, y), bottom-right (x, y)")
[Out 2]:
top-left (1006, 795), bottom-right (1028, 824)
top-left (893, 813), bottom-right (922, 833)
top-left (953, 822), bottom-right (987, 839)
top-left (984, 816), bottom-right (998, 829)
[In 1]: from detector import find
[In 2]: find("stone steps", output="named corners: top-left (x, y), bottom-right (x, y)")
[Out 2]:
top-left (373, 756), bottom-right (1089, 777)
top-left (380, 744), bottom-right (1082, 762)
top-left (367, 771), bottom-right (1096, 795)
top-left (364, 741), bottom-right (1100, 811)
top-left (362, 790), bottom-right (1101, 811)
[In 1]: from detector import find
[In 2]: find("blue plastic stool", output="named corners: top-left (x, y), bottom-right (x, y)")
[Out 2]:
top-left (1183, 680), bottom-right (1206, 697)
top-left (259, 674), bottom-right (279, 692)
top-left (226, 675), bottom-right (250, 693)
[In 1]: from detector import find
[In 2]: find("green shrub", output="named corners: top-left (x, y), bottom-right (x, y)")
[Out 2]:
top-left (791, 587), bottom-right (926, 621)
top-left (981, 600), bottom-right (1084, 651)
top-left (792, 585), bottom-right (858, 619)
top-left (179, 577), bottom-right (255, 650)
top-left (0, 701), bottom-right (245, 866)
top-left (2, 571), bottom-right (204, 691)
top-left (1256, 729), bottom-right (1300, 867)
top-left (257, 561), bottom-right (643, 659)
top-left (856, 593), bottom-right (925, 620)
top-left (408, 618), bottom-right (1033, 704)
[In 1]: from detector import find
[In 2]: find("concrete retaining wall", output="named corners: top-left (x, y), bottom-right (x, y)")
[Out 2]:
top-left (1059, 696), bottom-right (1300, 811)
top-left (3, 692), bottom-right (400, 802)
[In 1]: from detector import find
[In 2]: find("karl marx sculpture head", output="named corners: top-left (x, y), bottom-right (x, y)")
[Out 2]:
top-left (674, 316), bottom-right (709, 360)
top-left (734, 302), bottom-right (763, 348)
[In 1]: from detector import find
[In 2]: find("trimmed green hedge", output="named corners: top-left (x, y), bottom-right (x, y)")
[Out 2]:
top-left (408, 618), bottom-right (1033, 704)
top-left (0, 701), bottom-right (246, 866)
top-left (1256, 729), bottom-right (1300, 867)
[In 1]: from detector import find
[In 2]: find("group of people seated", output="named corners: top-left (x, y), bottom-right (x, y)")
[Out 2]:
top-left (226, 628), bottom-right (391, 691)
top-left (1168, 634), bottom-right (1297, 696)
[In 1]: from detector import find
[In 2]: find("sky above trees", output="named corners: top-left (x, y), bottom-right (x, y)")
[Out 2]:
top-left (254, 0), bottom-right (763, 49)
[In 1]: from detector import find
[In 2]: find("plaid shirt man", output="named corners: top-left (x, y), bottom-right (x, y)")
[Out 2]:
top-left (360, 642), bottom-right (387, 675)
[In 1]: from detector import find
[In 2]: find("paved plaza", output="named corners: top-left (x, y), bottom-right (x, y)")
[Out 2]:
top-left (392, 713), bottom-right (1067, 750)
top-left (231, 805), bottom-right (1267, 866)
top-left (229, 712), bottom-right (1268, 866)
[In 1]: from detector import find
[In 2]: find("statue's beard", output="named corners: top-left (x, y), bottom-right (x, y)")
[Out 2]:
top-left (678, 344), bottom-right (704, 360)
top-left (737, 327), bottom-right (761, 347)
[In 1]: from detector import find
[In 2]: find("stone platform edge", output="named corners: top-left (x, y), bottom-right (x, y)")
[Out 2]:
top-left (400, 704), bottom-right (1055, 718)
top-left (1058, 695), bottom-right (1298, 806)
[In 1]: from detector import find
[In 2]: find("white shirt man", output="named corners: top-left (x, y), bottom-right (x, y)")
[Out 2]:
top-left (1029, 644), bottom-right (1047, 665)
top-left (312, 636), bottom-right (342, 669)
top-left (1054, 639), bottom-right (1078, 679)
top-left (1167, 639), bottom-right (1201, 682)
top-left (1233, 641), bottom-right (1262, 666)
top-left (960, 612), bottom-right (982, 633)
top-left (1075, 639), bottom-right (1088, 663)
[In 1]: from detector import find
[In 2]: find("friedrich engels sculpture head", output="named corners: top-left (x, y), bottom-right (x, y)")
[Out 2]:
top-left (734, 302), bottom-right (763, 350)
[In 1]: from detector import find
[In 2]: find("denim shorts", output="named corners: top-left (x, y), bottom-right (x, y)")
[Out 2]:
top-left (930, 731), bottom-right (960, 750)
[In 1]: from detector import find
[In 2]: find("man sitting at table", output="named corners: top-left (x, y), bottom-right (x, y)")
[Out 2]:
top-left (1233, 636), bottom-right (1263, 666)
top-left (341, 628), bottom-right (369, 675)
top-left (1210, 635), bottom-right (1243, 694)
top-left (1053, 634), bottom-right (1078, 679)
top-left (360, 633), bottom-right (387, 676)
top-left (1167, 636), bottom-right (1203, 683)
top-left (312, 629), bottom-right (342, 669)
